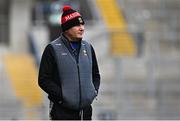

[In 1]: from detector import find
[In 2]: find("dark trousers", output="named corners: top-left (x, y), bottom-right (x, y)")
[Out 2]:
top-left (50, 103), bottom-right (92, 120)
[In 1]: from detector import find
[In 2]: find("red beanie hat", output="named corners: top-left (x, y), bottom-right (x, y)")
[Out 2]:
top-left (61, 6), bottom-right (84, 32)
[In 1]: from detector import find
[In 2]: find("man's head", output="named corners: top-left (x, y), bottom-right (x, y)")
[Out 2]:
top-left (61, 6), bottom-right (85, 41)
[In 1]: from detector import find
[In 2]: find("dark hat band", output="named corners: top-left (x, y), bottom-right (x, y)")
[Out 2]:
top-left (61, 17), bottom-right (84, 32)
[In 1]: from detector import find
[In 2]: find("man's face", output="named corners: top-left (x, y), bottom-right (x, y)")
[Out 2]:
top-left (65, 24), bottom-right (84, 41)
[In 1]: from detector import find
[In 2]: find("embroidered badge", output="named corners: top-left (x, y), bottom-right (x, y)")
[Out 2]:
top-left (55, 44), bottom-right (61, 46)
top-left (61, 53), bottom-right (67, 55)
top-left (83, 50), bottom-right (87, 56)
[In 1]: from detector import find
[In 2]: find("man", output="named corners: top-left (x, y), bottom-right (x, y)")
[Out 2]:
top-left (38, 5), bottom-right (100, 120)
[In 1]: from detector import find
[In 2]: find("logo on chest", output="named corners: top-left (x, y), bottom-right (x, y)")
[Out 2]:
top-left (83, 50), bottom-right (87, 56)
top-left (61, 52), bottom-right (67, 56)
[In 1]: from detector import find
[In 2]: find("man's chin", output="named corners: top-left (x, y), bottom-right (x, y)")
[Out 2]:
top-left (76, 36), bottom-right (83, 40)
top-left (73, 37), bottom-right (82, 41)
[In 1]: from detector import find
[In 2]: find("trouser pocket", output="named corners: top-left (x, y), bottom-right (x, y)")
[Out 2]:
top-left (50, 103), bottom-right (81, 120)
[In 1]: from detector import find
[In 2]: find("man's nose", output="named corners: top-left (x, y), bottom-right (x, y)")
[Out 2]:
top-left (79, 24), bottom-right (84, 31)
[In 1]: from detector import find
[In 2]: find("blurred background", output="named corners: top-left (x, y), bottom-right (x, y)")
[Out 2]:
top-left (0, 0), bottom-right (180, 120)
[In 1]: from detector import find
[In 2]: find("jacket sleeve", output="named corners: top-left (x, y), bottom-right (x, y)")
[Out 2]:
top-left (38, 44), bottom-right (62, 102)
top-left (91, 45), bottom-right (101, 93)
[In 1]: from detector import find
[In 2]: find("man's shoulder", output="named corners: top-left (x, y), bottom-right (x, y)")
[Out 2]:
top-left (50, 36), bottom-right (62, 45)
top-left (44, 37), bottom-right (62, 52)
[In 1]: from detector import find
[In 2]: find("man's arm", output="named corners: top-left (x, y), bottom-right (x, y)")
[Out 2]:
top-left (38, 44), bottom-right (62, 102)
top-left (91, 45), bottom-right (101, 93)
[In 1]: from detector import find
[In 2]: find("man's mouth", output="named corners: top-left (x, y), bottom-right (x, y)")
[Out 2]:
top-left (78, 33), bottom-right (83, 35)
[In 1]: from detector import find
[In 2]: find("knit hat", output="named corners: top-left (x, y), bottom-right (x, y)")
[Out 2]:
top-left (61, 5), bottom-right (85, 32)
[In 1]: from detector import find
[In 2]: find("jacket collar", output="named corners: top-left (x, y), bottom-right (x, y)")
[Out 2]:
top-left (62, 33), bottom-right (82, 47)
top-left (61, 33), bottom-right (73, 50)
top-left (60, 33), bottom-right (82, 58)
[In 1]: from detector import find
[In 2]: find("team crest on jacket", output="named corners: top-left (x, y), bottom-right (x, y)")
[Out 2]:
top-left (83, 50), bottom-right (87, 56)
